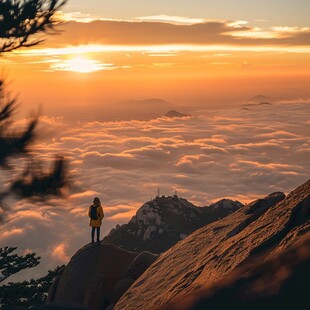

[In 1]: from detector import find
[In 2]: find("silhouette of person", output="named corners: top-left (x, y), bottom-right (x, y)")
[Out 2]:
top-left (88, 197), bottom-right (104, 243)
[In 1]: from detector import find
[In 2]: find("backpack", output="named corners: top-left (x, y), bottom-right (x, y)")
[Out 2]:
top-left (90, 205), bottom-right (99, 220)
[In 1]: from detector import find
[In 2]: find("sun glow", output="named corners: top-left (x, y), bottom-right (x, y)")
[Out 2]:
top-left (51, 56), bottom-right (107, 73)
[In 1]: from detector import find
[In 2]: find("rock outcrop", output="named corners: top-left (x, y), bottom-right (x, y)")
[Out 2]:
top-left (104, 195), bottom-right (242, 253)
top-left (47, 243), bottom-right (157, 310)
top-left (114, 180), bottom-right (309, 310)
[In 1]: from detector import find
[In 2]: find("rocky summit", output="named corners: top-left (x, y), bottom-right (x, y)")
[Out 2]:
top-left (114, 179), bottom-right (310, 310)
top-left (103, 195), bottom-right (242, 253)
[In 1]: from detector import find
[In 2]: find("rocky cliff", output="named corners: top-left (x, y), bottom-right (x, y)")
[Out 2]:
top-left (47, 243), bottom-right (157, 309)
top-left (104, 196), bottom-right (242, 253)
top-left (114, 179), bottom-right (310, 309)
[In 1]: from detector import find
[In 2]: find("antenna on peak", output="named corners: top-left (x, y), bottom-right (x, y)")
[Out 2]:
top-left (157, 188), bottom-right (160, 197)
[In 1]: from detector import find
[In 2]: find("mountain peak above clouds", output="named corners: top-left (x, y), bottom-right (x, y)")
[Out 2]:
top-left (164, 110), bottom-right (189, 118)
top-left (249, 95), bottom-right (275, 103)
top-left (103, 195), bottom-right (243, 253)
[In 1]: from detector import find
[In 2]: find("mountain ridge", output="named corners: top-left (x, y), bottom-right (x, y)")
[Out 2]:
top-left (103, 195), bottom-right (243, 253)
top-left (114, 179), bottom-right (309, 309)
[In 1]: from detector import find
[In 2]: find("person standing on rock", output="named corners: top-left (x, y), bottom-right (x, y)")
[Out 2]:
top-left (88, 197), bottom-right (104, 243)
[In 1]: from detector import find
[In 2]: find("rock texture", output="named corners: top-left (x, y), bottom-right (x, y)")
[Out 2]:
top-left (104, 195), bottom-right (242, 253)
top-left (163, 237), bottom-right (310, 310)
top-left (111, 252), bottom-right (158, 308)
top-left (115, 180), bottom-right (310, 310)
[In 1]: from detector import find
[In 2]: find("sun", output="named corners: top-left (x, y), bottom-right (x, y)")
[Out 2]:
top-left (66, 56), bottom-right (102, 73)
top-left (50, 56), bottom-right (106, 73)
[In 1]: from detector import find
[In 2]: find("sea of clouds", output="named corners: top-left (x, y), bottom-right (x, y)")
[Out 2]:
top-left (0, 101), bottom-right (309, 281)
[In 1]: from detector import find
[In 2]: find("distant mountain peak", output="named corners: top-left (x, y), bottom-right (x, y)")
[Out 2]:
top-left (248, 95), bottom-right (275, 103)
top-left (208, 199), bottom-right (243, 210)
top-left (242, 101), bottom-right (273, 108)
top-left (164, 110), bottom-right (189, 118)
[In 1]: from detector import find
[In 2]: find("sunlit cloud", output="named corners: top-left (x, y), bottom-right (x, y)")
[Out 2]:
top-left (1, 228), bottom-right (24, 239)
top-left (238, 160), bottom-right (298, 170)
top-left (109, 209), bottom-right (137, 220)
top-left (276, 98), bottom-right (310, 104)
top-left (227, 27), bottom-right (282, 39)
top-left (69, 190), bottom-right (99, 200)
top-left (55, 11), bottom-right (131, 23)
top-left (143, 50), bottom-right (180, 57)
top-left (5, 19), bottom-right (309, 63)
top-left (49, 56), bottom-right (114, 73)
top-left (227, 20), bottom-right (249, 28)
top-left (0, 102), bottom-right (309, 281)
top-left (52, 243), bottom-right (70, 262)
top-left (135, 14), bottom-right (206, 25)
top-left (271, 26), bottom-right (310, 33)
top-left (12, 44), bottom-right (310, 59)
top-left (228, 25), bottom-right (310, 39)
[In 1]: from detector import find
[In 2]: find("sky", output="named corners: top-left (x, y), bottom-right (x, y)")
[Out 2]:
top-left (0, 0), bottom-right (309, 281)
top-left (65, 0), bottom-right (310, 27)
top-left (2, 0), bottom-right (310, 112)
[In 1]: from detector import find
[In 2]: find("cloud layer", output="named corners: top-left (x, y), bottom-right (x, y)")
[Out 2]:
top-left (45, 19), bottom-right (310, 47)
top-left (0, 102), bottom-right (309, 281)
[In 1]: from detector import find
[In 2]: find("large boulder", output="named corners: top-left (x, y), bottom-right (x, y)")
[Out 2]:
top-left (47, 243), bottom-right (159, 310)
top-left (47, 243), bottom-right (137, 310)
top-left (115, 180), bottom-right (309, 310)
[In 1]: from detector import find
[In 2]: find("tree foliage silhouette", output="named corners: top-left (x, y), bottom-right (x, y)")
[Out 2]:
top-left (0, 1), bottom-right (68, 309)
top-left (0, 0), bottom-right (66, 52)
top-left (0, 80), bottom-right (38, 168)
top-left (0, 246), bottom-right (40, 283)
top-left (0, 246), bottom-right (64, 309)
top-left (11, 155), bottom-right (68, 197)
top-left (0, 0), bottom-right (68, 200)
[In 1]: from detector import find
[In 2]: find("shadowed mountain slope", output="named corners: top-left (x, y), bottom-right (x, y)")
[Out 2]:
top-left (115, 180), bottom-right (309, 310)
top-left (163, 236), bottom-right (310, 310)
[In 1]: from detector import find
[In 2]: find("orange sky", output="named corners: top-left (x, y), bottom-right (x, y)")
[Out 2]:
top-left (1, 17), bottom-right (309, 116)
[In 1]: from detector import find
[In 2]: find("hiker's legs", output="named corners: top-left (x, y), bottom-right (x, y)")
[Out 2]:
top-left (96, 227), bottom-right (100, 242)
top-left (91, 227), bottom-right (96, 242)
